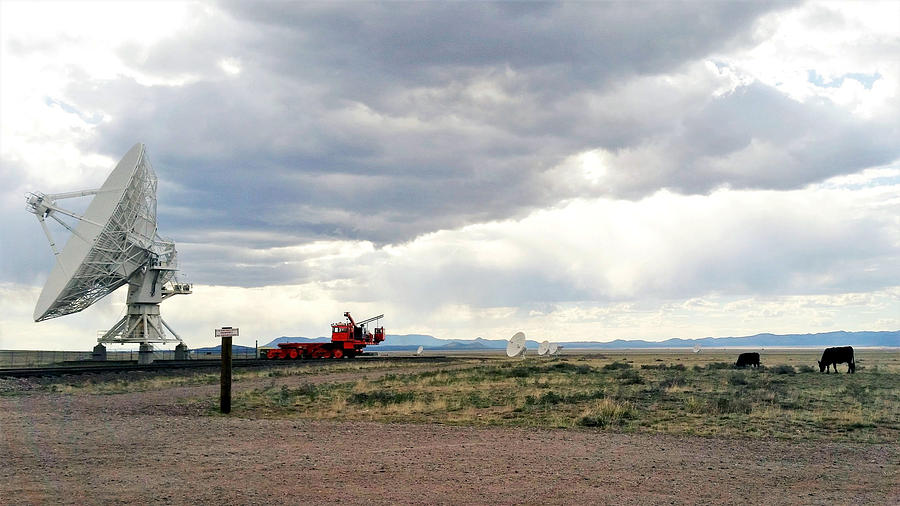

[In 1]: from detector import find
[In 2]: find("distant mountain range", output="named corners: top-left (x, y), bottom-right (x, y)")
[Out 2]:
top-left (262, 330), bottom-right (898, 351)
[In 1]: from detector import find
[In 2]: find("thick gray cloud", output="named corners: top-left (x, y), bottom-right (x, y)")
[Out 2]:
top-left (222, 2), bottom-right (773, 82)
top-left (28, 1), bottom-right (896, 288)
top-left (569, 82), bottom-right (900, 198)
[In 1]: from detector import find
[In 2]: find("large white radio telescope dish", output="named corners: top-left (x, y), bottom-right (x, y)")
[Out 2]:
top-left (26, 143), bottom-right (191, 358)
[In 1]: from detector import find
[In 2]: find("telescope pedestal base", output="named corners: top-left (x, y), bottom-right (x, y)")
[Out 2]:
top-left (174, 342), bottom-right (189, 360)
top-left (92, 343), bottom-right (107, 361)
top-left (99, 305), bottom-right (182, 346)
top-left (138, 343), bottom-right (154, 364)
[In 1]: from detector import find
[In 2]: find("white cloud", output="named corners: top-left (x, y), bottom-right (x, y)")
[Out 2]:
top-left (722, 1), bottom-right (899, 117)
top-left (0, 0), bottom-right (203, 201)
top-left (375, 176), bottom-right (899, 303)
top-left (218, 57), bottom-right (242, 76)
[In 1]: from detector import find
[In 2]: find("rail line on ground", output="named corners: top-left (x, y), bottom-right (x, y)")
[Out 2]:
top-left (0, 355), bottom-right (452, 378)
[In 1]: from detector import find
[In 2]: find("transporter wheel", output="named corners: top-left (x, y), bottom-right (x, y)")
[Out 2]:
top-left (333, 349), bottom-right (344, 359)
top-left (267, 350), bottom-right (278, 359)
top-left (288, 349), bottom-right (299, 359)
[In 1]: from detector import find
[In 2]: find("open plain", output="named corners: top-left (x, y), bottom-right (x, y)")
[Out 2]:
top-left (1, 350), bottom-right (898, 505)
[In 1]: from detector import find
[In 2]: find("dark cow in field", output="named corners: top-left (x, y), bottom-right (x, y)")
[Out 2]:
top-left (735, 352), bottom-right (760, 368)
top-left (818, 346), bottom-right (855, 373)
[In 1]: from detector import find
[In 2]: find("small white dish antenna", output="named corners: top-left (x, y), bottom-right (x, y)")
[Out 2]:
top-left (693, 344), bottom-right (701, 354)
top-left (538, 341), bottom-right (550, 356)
top-left (548, 343), bottom-right (560, 355)
top-left (415, 345), bottom-right (424, 356)
top-left (506, 331), bottom-right (527, 358)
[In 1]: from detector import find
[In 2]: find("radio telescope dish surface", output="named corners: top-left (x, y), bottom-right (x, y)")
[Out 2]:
top-left (32, 144), bottom-right (162, 321)
top-left (27, 143), bottom-right (191, 356)
top-left (548, 343), bottom-right (560, 355)
top-left (538, 341), bottom-right (550, 356)
top-left (506, 331), bottom-right (527, 358)
top-left (693, 344), bottom-right (701, 353)
top-left (506, 341), bottom-right (525, 358)
top-left (415, 345), bottom-right (424, 356)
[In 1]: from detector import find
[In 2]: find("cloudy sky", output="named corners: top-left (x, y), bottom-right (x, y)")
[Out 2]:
top-left (1, 1), bottom-right (898, 350)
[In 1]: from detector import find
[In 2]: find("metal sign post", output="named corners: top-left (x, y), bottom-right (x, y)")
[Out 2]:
top-left (216, 327), bottom-right (239, 414)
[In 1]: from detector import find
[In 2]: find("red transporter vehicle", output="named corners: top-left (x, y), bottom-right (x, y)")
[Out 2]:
top-left (265, 312), bottom-right (385, 359)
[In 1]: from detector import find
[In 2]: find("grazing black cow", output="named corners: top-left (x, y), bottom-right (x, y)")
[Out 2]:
top-left (735, 352), bottom-right (760, 368)
top-left (818, 346), bottom-right (855, 373)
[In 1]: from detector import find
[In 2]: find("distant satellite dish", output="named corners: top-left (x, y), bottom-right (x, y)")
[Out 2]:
top-left (506, 331), bottom-right (527, 358)
top-left (548, 343), bottom-right (560, 355)
top-left (693, 344), bottom-right (701, 354)
top-left (415, 345), bottom-right (424, 356)
top-left (538, 341), bottom-right (550, 356)
top-left (506, 341), bottom-right (524, 358)
top-left (26, 143), bottom-right (191, 360)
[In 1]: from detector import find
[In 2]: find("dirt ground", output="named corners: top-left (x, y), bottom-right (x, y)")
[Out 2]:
top-left (1, 364), bottom-right (898, 505)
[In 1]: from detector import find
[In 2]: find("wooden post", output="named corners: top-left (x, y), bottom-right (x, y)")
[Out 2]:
top-left (221, 334), bottom-right (232, 414)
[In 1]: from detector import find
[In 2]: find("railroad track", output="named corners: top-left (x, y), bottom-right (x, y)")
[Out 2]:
top-left (0, 355), bottom-right (450, 378)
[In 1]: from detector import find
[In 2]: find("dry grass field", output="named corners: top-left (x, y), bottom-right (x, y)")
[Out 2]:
top-left (4, 349), bottom-right (897, 442)
top-left (2, 349), bottom-right (898, 504)
top-left (224, 349), bottom-right (900, 442)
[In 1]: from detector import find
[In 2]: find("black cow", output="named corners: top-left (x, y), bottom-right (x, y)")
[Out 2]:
top-left (818, 346), bottom-right (855, 373)
top-left (735, 352), bottom-right (760, 368)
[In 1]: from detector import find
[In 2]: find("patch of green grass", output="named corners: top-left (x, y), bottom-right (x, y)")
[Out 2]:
top-left (641, 363), bottom-right (686, 371)
top-left (603, 361), bottom-right (632, 370)
top-left (617, 369), bottom-right (644, 385)
top-left (549, 362), bottom-right (595, 374)
top-left (709, 395), bottom-right (752, 414)
top-left (770, 364), bottom-right (796, 375)
top-left (348, 390), bottom-right (418, 406)
top-left (840, 382), bottom-right (872, 403)
top-left (727, 372), bottom-right (748, 386)
top-left (658, 374), bottom-right (687, 389)
top-left (525, 390), bottom-right (566, 406)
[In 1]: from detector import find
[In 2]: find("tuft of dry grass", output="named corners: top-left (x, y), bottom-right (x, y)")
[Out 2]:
top-left (578, 399), bottom-right (635, 427)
